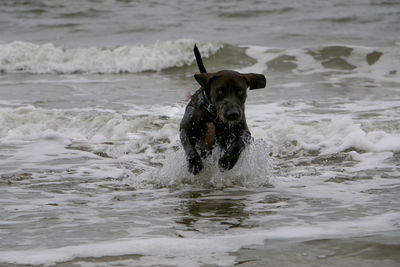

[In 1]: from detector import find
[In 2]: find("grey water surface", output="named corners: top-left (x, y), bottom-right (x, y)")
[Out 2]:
top-left (0, 0), bottom-right (399, 266)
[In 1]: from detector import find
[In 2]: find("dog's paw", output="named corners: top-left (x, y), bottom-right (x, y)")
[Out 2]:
top-left (218, 150), bottom-right (240, 171)
top-left (188, 153), bottom-right (203, 175)
top-left (218, 153), bottom-right (237, 171)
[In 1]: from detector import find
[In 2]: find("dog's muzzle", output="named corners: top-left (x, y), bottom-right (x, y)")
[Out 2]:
top-left (222, 103), bottom-right (242, 122)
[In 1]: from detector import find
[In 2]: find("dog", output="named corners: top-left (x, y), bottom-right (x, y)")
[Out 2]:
top-left (180, 45), bottom-right (266, 175)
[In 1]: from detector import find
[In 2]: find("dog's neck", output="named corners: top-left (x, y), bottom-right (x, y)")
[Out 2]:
top-left (197, 88), bottom-right (218, 123)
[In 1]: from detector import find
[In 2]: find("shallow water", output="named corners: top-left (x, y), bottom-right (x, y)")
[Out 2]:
top-left (1, 0), bottom-right (400, 266)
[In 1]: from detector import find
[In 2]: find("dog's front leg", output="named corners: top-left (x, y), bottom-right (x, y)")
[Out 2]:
top-left (219, 130), bottom-right (251, 171)
top-left (180, 128), bottom-right (203, 175)
top-left (180, 105), bottom-right (204, 175)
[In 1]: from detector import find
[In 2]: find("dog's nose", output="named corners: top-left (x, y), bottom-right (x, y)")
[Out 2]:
top-left (225, 110), bottom-right (241, 121)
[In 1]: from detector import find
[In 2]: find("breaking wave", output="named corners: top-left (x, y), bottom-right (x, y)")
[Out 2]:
top-left (0, 39), bottom-right (222, 74)
top-left (2, 99), bottom-right (400, 188)
top-left (1, 39), bottom-right (399, 80)
top-left (239, 43), bottom-right (400, 82)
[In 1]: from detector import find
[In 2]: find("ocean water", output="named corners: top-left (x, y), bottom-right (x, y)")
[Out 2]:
top-left (1, 0), bottom-right (400, 266)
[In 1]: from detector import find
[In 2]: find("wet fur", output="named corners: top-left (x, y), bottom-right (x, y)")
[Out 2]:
top-left (180, 45), bottom-right (266, 175)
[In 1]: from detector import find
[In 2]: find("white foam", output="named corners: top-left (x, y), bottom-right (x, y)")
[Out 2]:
top-left (0, 212), bottom-right (398, 266)
top-left (2, 99), bottom-right (399, 188)
top-left (241, 43), bottom-right (400, 83)
top-left (237, 45), bottom-right (273, 73)
top-left (0, 104), bottom-right (183, 143)
top-left (0, 40), bottom-right (222, 74)
top-left (349, 151), bottom-right (394, 171)
top-left (246, 101), bottom-right (400, 155)
top-left (160, 139), bottom-right (272, 188)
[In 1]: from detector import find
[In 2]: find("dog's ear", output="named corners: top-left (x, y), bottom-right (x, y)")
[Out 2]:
top-left (194, 73), bottom-right (215, 91)
top-left (242, 73), bottom-right (266, 90)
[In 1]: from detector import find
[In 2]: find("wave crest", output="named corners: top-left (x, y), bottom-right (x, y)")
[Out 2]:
top-left (0, 39), bottom-right (222, 74)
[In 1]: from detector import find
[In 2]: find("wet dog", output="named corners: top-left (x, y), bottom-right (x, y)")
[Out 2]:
top-left (180, 45), bottom-right (266, 175)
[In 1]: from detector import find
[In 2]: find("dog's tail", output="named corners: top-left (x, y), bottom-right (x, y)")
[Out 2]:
top-left (194, 44), bottom-right (207, 73)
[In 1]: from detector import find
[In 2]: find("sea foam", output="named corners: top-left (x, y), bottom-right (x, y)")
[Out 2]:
top-left (2, 99), bottom-right (399, 187)
top-left (240, 44), bottom-right (400, 82)
top-left (0, 212), bottom-right (398, 266)
top-left (0, 39), bottom-right (222, 74)
top-left (160, 139), bottom-right (273, 188)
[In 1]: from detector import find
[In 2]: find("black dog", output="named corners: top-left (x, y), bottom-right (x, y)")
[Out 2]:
top-left (180, 45), bottom-right (266, 175)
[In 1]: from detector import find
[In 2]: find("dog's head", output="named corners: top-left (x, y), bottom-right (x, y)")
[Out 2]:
top-left (195, 70), bottom-right (266, 124)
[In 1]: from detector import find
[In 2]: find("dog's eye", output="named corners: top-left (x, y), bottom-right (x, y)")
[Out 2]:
top-left (238, 90), bottom-right (243, 95)
top-left (217, 90), bottom-right (223, 95)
